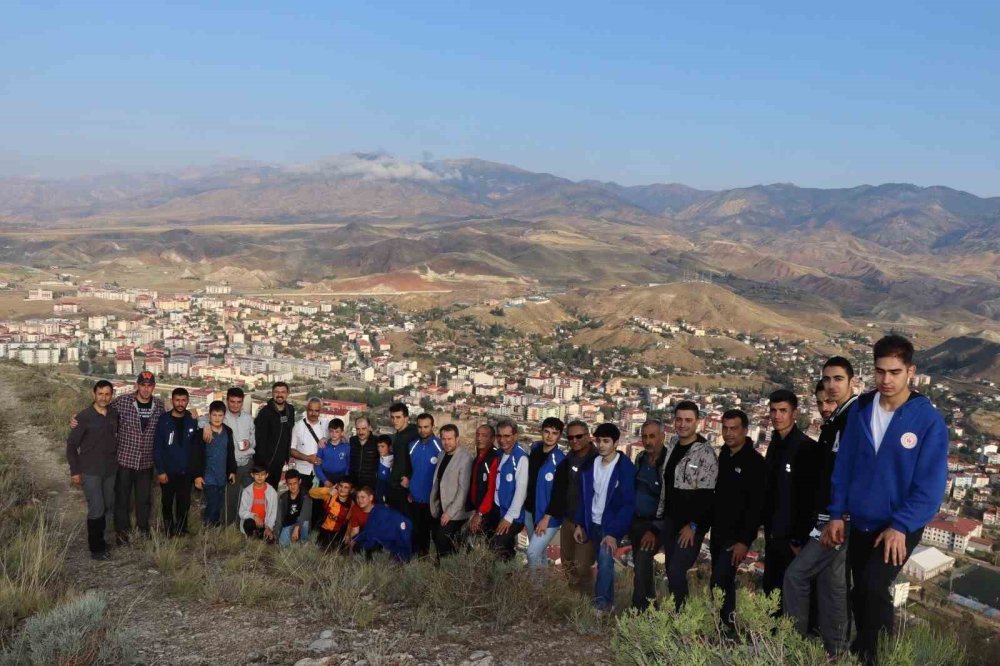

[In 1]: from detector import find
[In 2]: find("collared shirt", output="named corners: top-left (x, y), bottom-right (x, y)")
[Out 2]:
top-left (110, 393), bottom-right (165, 470)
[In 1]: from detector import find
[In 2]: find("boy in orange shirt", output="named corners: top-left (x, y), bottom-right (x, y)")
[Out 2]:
top-left (239, 463), bottom-right (277, 543)
top-left (309, 478), bottom-right (354, 551)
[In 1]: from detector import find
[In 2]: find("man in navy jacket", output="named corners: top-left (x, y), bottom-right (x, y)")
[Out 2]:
top-left (574, 423), bottom-right (635, 611)
top-left (153, 387), bottom-right (199, 536)
top-left (824, 335), bottom-right (948, 665)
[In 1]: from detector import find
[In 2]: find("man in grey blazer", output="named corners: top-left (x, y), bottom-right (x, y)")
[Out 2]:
top-left (430, 424), bottom-right (474, 558)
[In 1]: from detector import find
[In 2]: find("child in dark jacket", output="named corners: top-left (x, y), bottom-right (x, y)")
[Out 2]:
top-left (192, 401), bottom-right (237, 527)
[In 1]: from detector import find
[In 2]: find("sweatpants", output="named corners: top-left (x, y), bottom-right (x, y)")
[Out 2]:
top-left (82, 473), bottom-right (115, 553)
top-left (409, 501), bottom-right (434, 557)
top-left (784, 534), bottom-right (850, 654)
top-left (560, 519), bottom-right (595, 591)
top-left (114, 466), bottom-right (153, 537)
top-left (848, 526), bottom-right (921, 665)
top-left (160, 473), bottom-right (192, 536)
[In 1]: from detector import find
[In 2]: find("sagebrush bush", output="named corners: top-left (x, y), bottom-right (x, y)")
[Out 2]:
top-left (0, 592), bottom-right (134, 665)
top-left (612, 587), bottom-right (968, 666)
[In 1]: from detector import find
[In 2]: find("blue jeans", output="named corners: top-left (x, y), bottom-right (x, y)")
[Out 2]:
top-left (590, 523), bottom-right (617, 610)
top-left (278, 522), bottom-right (310, 545)
top-left (524, 513), bottom-right (560, 569)
top-left (203, 485), bottom-right (225, 526)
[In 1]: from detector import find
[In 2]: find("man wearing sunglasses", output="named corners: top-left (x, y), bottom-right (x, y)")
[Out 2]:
top-left (544, 420), bottom-right (599, 592)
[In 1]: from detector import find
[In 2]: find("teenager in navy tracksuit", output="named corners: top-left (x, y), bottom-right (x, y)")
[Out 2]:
top-left (524, 417), bottom-right (566, 569)
top-left (375, 435), bottom-right (393, 505)
top-left (407, 413), bottom-right (443, 558)
top-left (153, 388), bottom-right (199, 537)
top-left (824, 336), bottom-right (948, 665)
top-left (574, 423), bottom-right (636, 611)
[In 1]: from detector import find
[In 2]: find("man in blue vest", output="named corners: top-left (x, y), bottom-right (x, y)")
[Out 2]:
top-left (630, 419), bottom-right (667, 610)
top-left (407, 412), bottom-right (443, 558)
top-left (824, 336), bottom-right (947, 665)
top-left (524, 417), bottom-right (566, 569)
top-left (488, 419), bottom-right (527, 561)
top-left (574, 423), bottom-right (635, 611)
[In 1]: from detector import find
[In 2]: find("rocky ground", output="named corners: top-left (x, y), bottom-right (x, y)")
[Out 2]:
top-left (0, 378), bottom-right (613, 665)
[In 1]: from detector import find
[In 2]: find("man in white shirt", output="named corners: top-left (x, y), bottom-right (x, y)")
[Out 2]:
top-left (289, 398), bottom-right (327, 531)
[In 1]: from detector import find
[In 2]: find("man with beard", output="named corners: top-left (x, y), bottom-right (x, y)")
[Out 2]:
top-left (545, 420), bottom-right (599, 591)
top-left (784, 358), bottom-right (857, 655)
top-left (349, 416), bottom-right (379, 492)
top-left (630, 419), bottom-right (667, 610)
top-left (657, 401), bottom-right (718, 611)
top-left (154, 387), bottom-right (198, 536)
top-left (254, 382), bottom-right (295, 490)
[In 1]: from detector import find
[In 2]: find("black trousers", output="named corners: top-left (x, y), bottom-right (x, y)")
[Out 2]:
top-left (763, 535), bottom-right (796, 614)
top-left (432, 518), bottom-right (468, 558)
top-left (409, 502), bottom-right (433, 557)
top-left (114, 467), bottom-right (153, 536)
top-left (242, 518), bottom-right (275, 543)
top-left (486, 508), bottom-right (522, 561)
top-left (160, 473), bottom-right (192, 536)
top-left (710, 540), bottom-right (739, 627)
top-left (848, 526), bottom-right (921, 665)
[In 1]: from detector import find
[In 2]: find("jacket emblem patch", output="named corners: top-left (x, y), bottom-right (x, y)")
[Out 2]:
top-left (900, 432), bottom-right (918, 449)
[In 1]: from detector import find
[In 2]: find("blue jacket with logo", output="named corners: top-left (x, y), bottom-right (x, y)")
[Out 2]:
top-left (315, 439), bottom-right (351, 485)
top-left (153, 411), bottom-right (198, 476)
top-left (354, 504), bottom-right (413, 561)
top-left (496, 445), bottom-right (527, 523)
top-left (531, 442), bottom-right (566, 526)
top-left (408, 436), bottom-right (443, 504)
top-left (828, 391), bottom-right (948, 534)
top-left (576, 453), bottom-right (636, 540)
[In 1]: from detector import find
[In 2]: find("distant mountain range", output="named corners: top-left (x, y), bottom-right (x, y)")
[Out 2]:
top-left (1, 153), bottom-right (998, 344)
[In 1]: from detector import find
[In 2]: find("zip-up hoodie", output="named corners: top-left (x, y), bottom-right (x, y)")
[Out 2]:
top-left (814, 394), bottom-right (858, 525)
top-left (828, 390), bottom-right (948, 534)
top-left (376, 454), bottom-right (393, 504)
top-left (575, 453), bottom-right (636, 540)
top-left (408, 435), bottom-right (443, 504)
top-left (153, 410), bottom-right (199, 476)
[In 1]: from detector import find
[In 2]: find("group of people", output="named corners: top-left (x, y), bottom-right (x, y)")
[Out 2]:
top-left (65, 334), bottom-right (947, 665)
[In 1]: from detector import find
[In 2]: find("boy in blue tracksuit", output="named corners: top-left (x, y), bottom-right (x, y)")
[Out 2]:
top-left (406, 413), bottom-right (442, 558)
top-left (525, 417), bottom-right (566, 569)
top-left (823, 335), bottom-right (947, 665)
top-left (353, 503), bottom-right (413, 561)
top-left (375, 435), bottom-right (393, 505)
top-left (574, 423), bottom-right (636, 610)
top-left (315, 419), bottom-right (351, 485)
top-left (153, 388), bottom-right (199, 536)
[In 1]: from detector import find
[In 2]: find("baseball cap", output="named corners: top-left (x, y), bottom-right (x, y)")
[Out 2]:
top-left (136, 371), bottom-right (156, 385)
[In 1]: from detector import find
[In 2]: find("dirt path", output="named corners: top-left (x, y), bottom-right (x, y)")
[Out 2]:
top-left (0, 377), bottom-right (613, 665)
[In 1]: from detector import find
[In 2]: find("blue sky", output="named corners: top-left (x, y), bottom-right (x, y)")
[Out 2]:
top-left (2, 1), bottom-right (998, 194)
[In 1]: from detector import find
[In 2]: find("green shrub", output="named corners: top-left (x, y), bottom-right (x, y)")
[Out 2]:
top-left (0, 592), bottom-right (134, 665)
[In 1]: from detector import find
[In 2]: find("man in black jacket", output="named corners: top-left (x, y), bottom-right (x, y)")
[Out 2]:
top-left (253, 382), bottom-right (295, 490)
top-left (762, 389), bottom-right (820, 613)
top-left (784, 358), bottom-right (857, 655)
top-left (546, 420), bottom-right (598, 592)
top-left (388, 402), bottom-right (418, 511)
top-left (711, 409), bottom-right (765, 627)
top-left (349, 416), bottom-right (379, 491)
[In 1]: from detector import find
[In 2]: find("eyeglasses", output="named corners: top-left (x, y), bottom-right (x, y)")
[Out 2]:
top-left (566, 433), bottom-right (587, 441)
